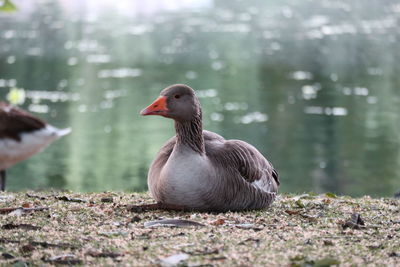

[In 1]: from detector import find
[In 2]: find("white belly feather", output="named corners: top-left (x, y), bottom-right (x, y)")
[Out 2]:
top-left (0, 125), bottom-right (70, 170)
top-left (159, 147), bottom-right (212, 206)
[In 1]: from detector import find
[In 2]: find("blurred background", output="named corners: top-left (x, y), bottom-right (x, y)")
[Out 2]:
top-left (0, 0), bottom-right (399, 196)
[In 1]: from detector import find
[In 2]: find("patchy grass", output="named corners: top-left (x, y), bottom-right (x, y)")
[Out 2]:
top-left (0, 192), bottom-right (399, 266)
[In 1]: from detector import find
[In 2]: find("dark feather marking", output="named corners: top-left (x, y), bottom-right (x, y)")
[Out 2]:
top-left (0, 102), bottom-right (46, 141)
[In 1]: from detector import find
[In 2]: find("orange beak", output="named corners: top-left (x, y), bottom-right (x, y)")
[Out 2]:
top-left (140, 96), bottom-right (168, 116)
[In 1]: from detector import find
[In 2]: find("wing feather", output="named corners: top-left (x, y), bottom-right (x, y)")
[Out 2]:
top-left (0, 103), bottom-right (46, 141)
top-left (206, 137), bottom-right (279, 191)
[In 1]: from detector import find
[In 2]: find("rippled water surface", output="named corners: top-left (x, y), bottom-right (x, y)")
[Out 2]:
top-left (1, 0), bottom-right (400, 196)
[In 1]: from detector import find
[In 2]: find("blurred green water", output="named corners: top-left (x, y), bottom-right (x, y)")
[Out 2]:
top-left (0, 0), bottom-right (399, 196)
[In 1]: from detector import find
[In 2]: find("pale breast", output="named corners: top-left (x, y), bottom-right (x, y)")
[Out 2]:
top-left (157, 147), bottom-right (213, 207)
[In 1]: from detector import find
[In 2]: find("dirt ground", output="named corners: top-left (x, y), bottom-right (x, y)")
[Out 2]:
top-left (0, 191), bottom-right (399, 266)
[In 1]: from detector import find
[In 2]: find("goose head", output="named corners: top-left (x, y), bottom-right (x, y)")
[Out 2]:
top-left (140, 84), bottom-right (201, 122)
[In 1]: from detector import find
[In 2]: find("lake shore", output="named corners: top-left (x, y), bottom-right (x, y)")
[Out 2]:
top-left (0, 192), bottom-right (399, 266)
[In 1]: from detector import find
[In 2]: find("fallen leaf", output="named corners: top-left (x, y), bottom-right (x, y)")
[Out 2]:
top-left (210, 219), bottom-right (225, 226)
top-left (285, 210), bottom-right (300, 215)
top-left (325, 192), bottom-right (337, 198)
top-left (342, 213), bottom-right (365, 229)
top-left (21, 203), bottom-right (30, 208)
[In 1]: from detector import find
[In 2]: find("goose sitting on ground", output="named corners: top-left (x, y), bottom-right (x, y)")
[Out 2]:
top-left (138, 84), bottom-right (279, 212)
top-left (0, 102), bottom-right (71, 191)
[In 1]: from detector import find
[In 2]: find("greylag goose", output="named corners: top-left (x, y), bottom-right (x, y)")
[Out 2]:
top-left (0, 102), bottom-right (71, 191)
top-left (139, 84), bottom-right (279, 212)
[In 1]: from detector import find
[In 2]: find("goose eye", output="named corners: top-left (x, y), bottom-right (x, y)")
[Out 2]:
top-left (174, 95), bottom-right (181, 99)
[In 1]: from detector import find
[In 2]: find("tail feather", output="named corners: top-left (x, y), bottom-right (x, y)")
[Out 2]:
top-left (44, 125), bottom-right (71, 139)
top-left (56, 127), bottom-right (71, 137)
